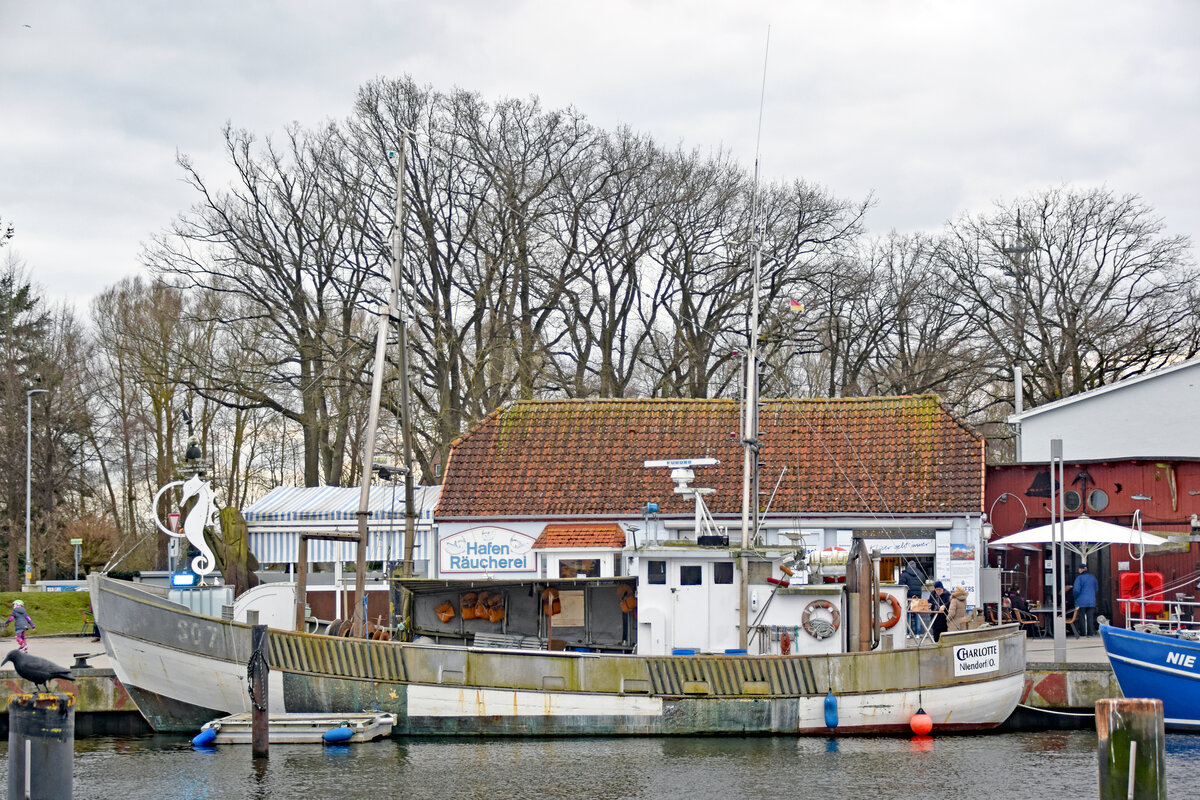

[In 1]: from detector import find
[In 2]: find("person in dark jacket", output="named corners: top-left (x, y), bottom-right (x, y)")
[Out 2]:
top-left (900, 561), bottom-right (924, 599)
top-left (928, 581), bottom-right (950, 642)
top-left (1069, 564), bottom-right (1099, 636)
top-left (899, 561), bottom-right (925, 637)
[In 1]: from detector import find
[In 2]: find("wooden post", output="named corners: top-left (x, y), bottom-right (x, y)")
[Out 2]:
top-left (8, 693), bottom-right (74, 800)
top-left (1096, 697), bottom-right (1165, 800)
top-left (294, 534), bottom-right (308, 632)
top-left (353, 510), bottom-right (368, 638)
top-left (250, 617), bottom-right (269, 758)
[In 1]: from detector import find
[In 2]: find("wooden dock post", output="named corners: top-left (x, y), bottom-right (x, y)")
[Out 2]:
top-left (249, 612), bottom-right (269, 758)
top-left (1096, 697), bottom-right (1165, 800)
top-left (8, 693), bottom-right (75, 800)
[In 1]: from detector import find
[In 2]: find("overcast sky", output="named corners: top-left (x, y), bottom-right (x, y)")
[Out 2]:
top-left (2, 0), bottom-right (1197, 312)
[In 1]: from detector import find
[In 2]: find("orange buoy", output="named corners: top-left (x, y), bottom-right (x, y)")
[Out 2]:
top-left (909, 708), bottom-right (933, 735)
top-left (617, 584), bottom-right (637, 613)
top-left (460, 593), bottom-right (478, 620)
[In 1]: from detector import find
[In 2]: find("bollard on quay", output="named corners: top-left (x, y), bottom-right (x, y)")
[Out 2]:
top-left (8, 693), bottom-right (75, 800)
top-left (1096, 697), bottom-right (1165, 800)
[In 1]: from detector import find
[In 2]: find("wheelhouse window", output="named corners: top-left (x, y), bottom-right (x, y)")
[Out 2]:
top-left (648, 560), bottom-right (666, 584)
top-left (680, 565), bottom-right (702, 586)
top-left (559, 559), bottom-right (599, 578)
top-left (714, 561), bottom-right (734, 584)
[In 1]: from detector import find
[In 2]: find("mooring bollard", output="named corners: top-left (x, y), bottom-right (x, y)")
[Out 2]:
top-left (1096, 697), bottom-right (1165, 800)
top-left (8, 693), bottom-right (75, 800)
top-left (249, 618), bottom-right (269, 758)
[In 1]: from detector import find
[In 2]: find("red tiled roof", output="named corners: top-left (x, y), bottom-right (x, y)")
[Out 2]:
top-left (534, 523), bottom-right (626, 549)
top-left (435, 396), bottom-right (984, 518)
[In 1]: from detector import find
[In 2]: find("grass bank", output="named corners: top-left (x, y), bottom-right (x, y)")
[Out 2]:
top-left (0, 591), bottom-right (92, 638)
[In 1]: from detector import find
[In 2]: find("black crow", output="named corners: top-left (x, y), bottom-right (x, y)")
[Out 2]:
top-left (1, 649), bottom-right (71, 692)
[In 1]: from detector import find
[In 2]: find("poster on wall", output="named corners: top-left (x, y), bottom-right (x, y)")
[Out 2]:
top-left (439, 526), bottom-right (537, 575)
top-left (934, 529), bottom-right (952, 586)
top-left (949, 543), bottom-right (978, 606)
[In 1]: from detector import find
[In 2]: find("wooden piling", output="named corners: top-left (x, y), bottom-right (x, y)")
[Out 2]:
top-left (8, 693), bottom-right (75, 800)
top-left (249, 617), bottom-right (269, 758)
top-left (294, 535), bottom-right (308, 632)
top-left (1096, 697), bottom-right (1165, 800)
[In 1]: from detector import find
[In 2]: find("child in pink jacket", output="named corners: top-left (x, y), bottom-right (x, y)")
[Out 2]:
top-left (5, 600), bottom-right (35, 652)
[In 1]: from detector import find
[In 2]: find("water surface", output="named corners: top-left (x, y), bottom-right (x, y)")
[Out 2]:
top-left (6, 732), bottom-right (1199, 799)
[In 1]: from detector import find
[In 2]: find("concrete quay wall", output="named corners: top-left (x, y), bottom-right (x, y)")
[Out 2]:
top-left (1, 667), bottom-right (151, 736)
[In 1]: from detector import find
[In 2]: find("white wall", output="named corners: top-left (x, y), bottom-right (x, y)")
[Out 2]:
top-left (1015, 360), bottom-right (1200, 462)
top-left (633, 551), bottom-right (740, 655)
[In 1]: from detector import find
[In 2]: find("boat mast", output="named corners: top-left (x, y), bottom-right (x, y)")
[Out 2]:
top-left (396, 131), bottom-right (418, 579)
top-left (739, 29), bottom-right (770, 650)
top-left (351, 138), bottom-right (406, 637)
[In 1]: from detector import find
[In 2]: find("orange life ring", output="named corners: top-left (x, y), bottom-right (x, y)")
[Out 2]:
top-left (879, 593), bottom-right (902, 630)
top-left (802, 599), bottom-right (841, 640)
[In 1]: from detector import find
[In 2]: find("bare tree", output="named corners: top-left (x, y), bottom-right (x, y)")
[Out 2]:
top-left (549, 127), bottom-right (667, 398)
top-left (835, 233), bottom-right (979, 405)
top-left (146, 123), bottom-right (383, 486)
top-left (940, 186), bottom-right (1199, 414)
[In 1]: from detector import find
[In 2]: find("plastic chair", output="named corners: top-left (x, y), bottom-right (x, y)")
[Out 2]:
top-left (987, 606), bottom-right (1042, 638)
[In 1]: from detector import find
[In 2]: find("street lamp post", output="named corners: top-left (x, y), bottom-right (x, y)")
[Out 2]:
top-left (25, 387), bottom-right (48, 588)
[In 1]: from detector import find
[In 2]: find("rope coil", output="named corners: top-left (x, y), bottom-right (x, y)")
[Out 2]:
top-left (247, 649), bottom-right (268, 712)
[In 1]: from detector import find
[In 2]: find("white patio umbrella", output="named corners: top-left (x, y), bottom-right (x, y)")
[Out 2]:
top-left (988, 516), bottom-right (1168, 558)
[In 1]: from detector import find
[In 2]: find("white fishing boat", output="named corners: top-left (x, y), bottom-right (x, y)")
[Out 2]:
top-left (90, 570), bottom-right (1023, 735)
top-left (91, 124), bottom-right (1025, 738)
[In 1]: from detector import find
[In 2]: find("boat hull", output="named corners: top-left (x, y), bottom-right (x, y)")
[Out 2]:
top-left (91, 575), bottom-right (1025, 735)
top-left (1100, 623), bottom-right (1200, 731)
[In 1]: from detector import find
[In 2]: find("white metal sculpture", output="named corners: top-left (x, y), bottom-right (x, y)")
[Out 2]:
top-left (152, 474), bottom-right (219, 579)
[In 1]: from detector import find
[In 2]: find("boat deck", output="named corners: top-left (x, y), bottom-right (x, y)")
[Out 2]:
top-left (10, 632), bottom-right (1114, 670)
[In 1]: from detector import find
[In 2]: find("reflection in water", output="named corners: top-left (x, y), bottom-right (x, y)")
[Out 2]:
top-left (249, 757), bottom-right (269, 800)
top-left (0, 732), bottom-right (1195, 800)
top-left (910, 735), bottom-right (934, 753)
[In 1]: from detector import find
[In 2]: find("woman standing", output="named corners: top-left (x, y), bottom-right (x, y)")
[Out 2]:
top-left (947, 585), bottom-right (969, 632)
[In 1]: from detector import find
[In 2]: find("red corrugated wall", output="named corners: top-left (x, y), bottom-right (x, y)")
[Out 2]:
top-left (986, 460), bottom-right (1200, 625)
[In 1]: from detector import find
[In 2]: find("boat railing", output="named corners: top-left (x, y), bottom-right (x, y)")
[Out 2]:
top-left (1118, 595), bottom-right (1200, 633)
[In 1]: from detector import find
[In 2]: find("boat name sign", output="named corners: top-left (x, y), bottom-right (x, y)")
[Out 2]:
top-left (953, 640), bottom-right (1000, 676)
top-left (1166, 651), bottom-right (1197, 669)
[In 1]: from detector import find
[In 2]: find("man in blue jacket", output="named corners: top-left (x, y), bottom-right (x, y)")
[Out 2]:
top-left (1070, 564), bottom-right (1099, 636)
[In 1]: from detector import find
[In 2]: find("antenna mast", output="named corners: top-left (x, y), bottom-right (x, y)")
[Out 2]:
top-left (739, 26), bottom-right (770, 649)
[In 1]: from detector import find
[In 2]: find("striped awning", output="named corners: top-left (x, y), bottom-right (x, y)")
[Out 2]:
top-left (243, 484), bottom-right (440, 564)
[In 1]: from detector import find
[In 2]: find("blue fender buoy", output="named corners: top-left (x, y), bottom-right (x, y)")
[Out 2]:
top-left (322, 726), bottom-right (355, 743)
top-left (191, 728), bottom-right (217, 747)
top-left (824, 689), bottom-right (839, 730)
